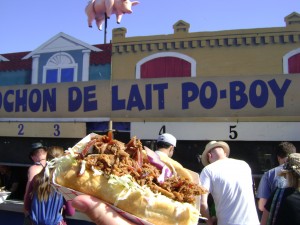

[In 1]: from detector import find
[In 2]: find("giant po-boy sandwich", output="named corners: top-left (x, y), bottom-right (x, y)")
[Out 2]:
top-left (53, 132), bottom-right (207, 225)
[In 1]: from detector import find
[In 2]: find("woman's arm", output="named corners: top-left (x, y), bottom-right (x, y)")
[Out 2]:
top-left (23, 181), bottom-right (33, 213)
top-left (260, 209), bottom-right (269, 225)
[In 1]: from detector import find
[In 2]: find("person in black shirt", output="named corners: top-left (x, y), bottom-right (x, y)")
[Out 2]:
top-left (261, 153), bottom-right (300, 225)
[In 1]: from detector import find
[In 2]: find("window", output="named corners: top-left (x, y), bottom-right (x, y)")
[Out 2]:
top-left (287, 53), bottom-right (300, 73)
top-left (136, 52), bottom-right (196, 79)
top-left (141, 57), bottom-right (191, 78)
top-left (283, 48), bottom-right (300, 74)
top-left (43, 53), bottom-right (78, 83)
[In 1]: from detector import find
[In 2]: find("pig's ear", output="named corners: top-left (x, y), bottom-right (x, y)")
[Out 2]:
top-left (132, 1), bottom-right (139, 6)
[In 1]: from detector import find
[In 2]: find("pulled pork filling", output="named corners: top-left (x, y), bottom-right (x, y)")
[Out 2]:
top-left (76, 134), bottom-right (206, 204)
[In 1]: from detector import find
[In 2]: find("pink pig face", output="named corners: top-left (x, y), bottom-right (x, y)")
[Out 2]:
top-left (115, 0), bottom-right (139, 14)
top-left (85, 0), bottom-right (139, 30)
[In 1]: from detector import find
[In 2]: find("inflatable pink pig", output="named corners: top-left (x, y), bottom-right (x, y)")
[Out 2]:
top-left (85, 0), bottom-right (139, 30)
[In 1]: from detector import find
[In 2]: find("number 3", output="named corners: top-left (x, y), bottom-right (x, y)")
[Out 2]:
top-left (54, 124), bottom-right (61, 137)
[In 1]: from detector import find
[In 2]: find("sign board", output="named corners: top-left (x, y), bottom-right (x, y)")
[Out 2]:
top-left (0, 122), bottom-right (86, 138)
top-left (131, 122), bottom-right (300, 141)
top-left (0, 74), bottom-right (299, 121)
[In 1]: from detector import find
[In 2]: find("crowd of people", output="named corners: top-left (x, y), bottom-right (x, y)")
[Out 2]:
top-left (256, 142), bottom-right (297, 214)
top-left (198, 140), bottom-right (299, 225)
top-left (260, 152), bottom-right (300, 225)
top-left (69, 134), bottom-right (300, 225)
top-left (23, 143), bottom-right (75, 225)
top-left (24, 144), bottom-right (75, 225)
top-left (13, 135), bottom-right (299, 225)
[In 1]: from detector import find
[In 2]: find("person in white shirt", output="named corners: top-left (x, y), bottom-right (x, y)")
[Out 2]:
top-left (199, 141), bottom-right (259, 225)
top-left (155, 133), bottom-right (177, 158)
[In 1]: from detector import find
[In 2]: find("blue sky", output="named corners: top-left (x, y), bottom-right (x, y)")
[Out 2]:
top-left (0, 0), bottom-right (299, 53)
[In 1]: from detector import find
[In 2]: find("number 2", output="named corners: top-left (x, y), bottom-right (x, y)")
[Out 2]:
top-left (18, 124), bottom-right (24, 135)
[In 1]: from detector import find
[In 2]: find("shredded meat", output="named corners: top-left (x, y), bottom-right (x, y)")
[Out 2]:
top-left (77, 133), bottom-right (207, 204)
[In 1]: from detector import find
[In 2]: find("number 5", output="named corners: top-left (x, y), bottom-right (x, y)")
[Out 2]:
top-left (229, 125), bottom-right (238, 139)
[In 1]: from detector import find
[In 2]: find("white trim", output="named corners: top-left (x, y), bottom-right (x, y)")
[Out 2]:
top-left (283, 48), bottom-right (300, 74)
top-left (82, 50), bottom-right (91, 81)
top-left (31, 55), bottom-right (40, 84)
top-left (0, 118), bottom-right (110, 122)
top-left (135, 52), bottom-right (196, 79)
top-left (0, 55), bottom-right (9, 61)
top-left (22, 32), bottom-right (101, 59)
top-left (131, 122), bottom-right (300, 141)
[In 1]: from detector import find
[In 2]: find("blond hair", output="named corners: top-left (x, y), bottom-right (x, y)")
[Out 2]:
top-left (31, 146), bottom-right (64, 201)
top-left (281, 153), bottom-right (300, 191)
